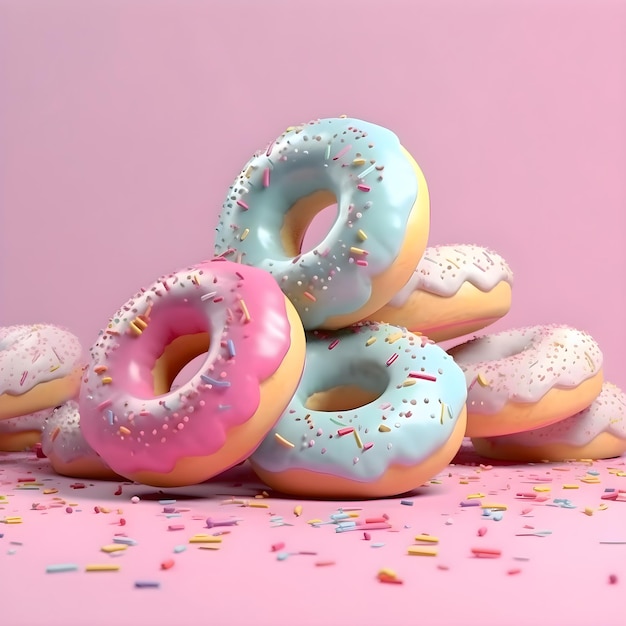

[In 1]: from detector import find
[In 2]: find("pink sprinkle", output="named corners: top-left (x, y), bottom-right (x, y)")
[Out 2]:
top-left (337, 427), bottom-right (355, 436)
top-left (65, 507), bottom-right (73, 514)
top-left (271, 542), bottom-right (285, 552)
top-left (609, 574), bottom-right (618, 585)
top-left (263, 168), bottom-right (270, 187)
top-left (119, 518), bottom-right (126, 526)
top-left (357, 183), bottom-right (371, 192)
top-left (20, 371), bottom-right (28, 386)
top-left (303, 291), bottom-right (316, 302)
top-left (97, 399), bottom-right (113, 410)
top-left (408, 372), bottom-right (437, 381)
top-left (477, 527), bottom-right (488, 537)
top-left (386, 353), bottom-right (398, 366)
top-left (332, 144), bottom-right (352, 161)
top-left (328, 339), bottom-right (340, 350)
top-left (356, 260), bottom-right (368, 267)
top-left (236, 199), bottom-right (249, 210)
top-left (507, 568), bottom-right (522, 576)
top-left (266, 141), bottom-right (275, 157)
top-left (362, 442), bottom-right (374, 451)
top-left (363, 532), bottom-right (371, 541)
top-left (521, 508), bottom-right (533, 515)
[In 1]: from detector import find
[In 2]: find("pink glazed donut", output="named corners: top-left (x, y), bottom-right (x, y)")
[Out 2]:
top-left (79, 259), bottom-right (306, 487)
top-left (448, 324), bottom-right (603, 437)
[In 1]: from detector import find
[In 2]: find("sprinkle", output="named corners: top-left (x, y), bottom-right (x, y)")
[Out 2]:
top-left (113, 537), bottom-right (138, 546)
top-left (200, 291), bottom-right (217, 301)
top-left (439, 403), bottom-right (446, 425)
top-left (401, 379), bottom-right (417, 387)
top-left (294, 505), bottom-right (303, 517)
top-left (274, 433), bottom-right (295, 448)
top-left (101, 544), bottom-right (127, 553)
top-left (507, 568), bottom-right (522, 576)
top-left (227, 339), bottom-right (236, 358)
top-left (358, 164), bottom-right (376, 179)
top-left (353, 430), bottom-right (363, 449)
top-left (332, 144), bottom-right (352, 161)
top-left (236, 199), bottom-right (249, 210)
top-left (302, 291), bottom-right (316, 302)
top-left (19, 371), bottom-right (28, 386)
top-left (315, 560), bottom-right (336, 567)
top-left (352, 157), bottom-right (366, 166)
top-left (471, 547), bottom-right (501, 558)
top-left (46, 563), bottom-right (79, 573)
top-left (365, 337), bottom-right (377, 346)
top-left (477, 527), bottom-right (488, 537)
top-left (386, 353), bottom-right (398, 367)
top-left (328, 339), bottom-right (340, 350)
top-left (189, 535), bottom-right (222, 544)
top-left (118, 426), bottom-right (131, 436)
top-left (476, 373), bottom-right (490, 387)
top-left (161, 559), bottom-right (175, 570)
top-left (408, 372), bottom-right (437, 381)
top-left (173, 545), bottom-right (186, 553)
top-left (378, 424), bottom-right (391, 433)
top-left (357, 183), bottom-right (371, 192)
top-left (85, 564), bottom-right (121, 572)
top-left (609, 574), bottom-right (618, 585)
top-left (414, 534), bottom-right (439, 543)
top-left (324, 144), bottom-right (331, 160)
top-left (263, 168), bottom-right (270, 187)
top-left (400, 500), bottom-right (414, 506)
top-left (337, 427), bottom-right (355, 436)
top-left (584, 351), bottom-right (595, 370)
top-left (408, 546), bottom-right (438, 557)
top-left (357, 229), bottom-right (367, 241)
top-left (101, 377), bottom-right (113, 384)
top-left (481, 503), bottom-right (508, 510)
top-left (445, 258), bottom-right (460, 269)
top-left (362, 442), bottom-right (374, 452)
top-left (240, 228), bottom-right (250, 241)
top-left (350, 247), bottom-right (367, 256)
top-left (200, 374), bottom-right (231, 388)
top-left (135, 581), bottom-right (160, 588)
top-left (239, 299), bottom-right (251, 322)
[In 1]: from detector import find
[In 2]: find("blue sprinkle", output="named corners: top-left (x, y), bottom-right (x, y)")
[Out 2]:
top-left (460, 500), bottom-right (480, 507)
top-left (165, 514), bottom-right (182, 518)
top-left (46, 563), bottom-right (79, 573)
top-left (605, 488), bottom-right (616, 492)
top-left (337, 521), bottom-right (356, 529)
top-left (227, 339), bottom-right (236, 358)
top-left (200, 374), bottom-right (231, 387)
top-left (371, 543), bottom-right (385, 548)
top-left (106, 409), bottom-right (114, 425)
top-left (492, 512), bottom-right (503, 521)
top-left (135, 580), bottom-right (160, 588)
top-left (0, 533), bottom-right (3, 538)
top-left (113, 537), bottom-right (137, 546)
top-left (330, 513), bottom-right (351, 521)
top-left (158, 500), bottom-right (177, 505)
top-left (482, 509), bottom-right (493, 517)
top-left (276, 552), bottom-right (290, 561)
top-left (587, 470), bottom-right (600, 476)
top-left (400, 500), bottom-right (414, 506)
top-left (173, 545), bottom-right (186, 553)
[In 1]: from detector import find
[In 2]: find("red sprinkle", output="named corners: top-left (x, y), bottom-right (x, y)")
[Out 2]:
top-left (271, 542), bottom-right (285, 552)
top-left (507, 568), bottom-right (522, 576)
top-left (609, 574), bottom-right (618, 585)
top-left (119, 518), bottom-right (126, 526)
top-left (363, 532), bottom-right (371, 541)
top-left (114, 486), bottom-right (123, 496)
top-left (160, 559), bottom-right (175, 570)
top-left (471, 547), bottom-right (501, 558)
top-left (477, 527), bottom-right (488, 537)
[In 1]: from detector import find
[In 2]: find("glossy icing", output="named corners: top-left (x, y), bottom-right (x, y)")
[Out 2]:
top-left (480, 383), bottom-right (626, 447)
top-left (448, 325), bottom-right (603, 413)
top-left (250, 323), bottom-right (467, 482)
top-left (79, 259), bottom-right (296, 477)
top-left (41, 401), bottom-right (105, 465)
top-left (388, 244), bottom-right (513, 306)
top-left (214, 117), bottom-right (423, 329)
top-left (0, 324), bottom-right (82, 395)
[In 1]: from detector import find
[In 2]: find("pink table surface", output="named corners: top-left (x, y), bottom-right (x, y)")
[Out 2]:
top-left (2, 443), bottom-right (625, 626)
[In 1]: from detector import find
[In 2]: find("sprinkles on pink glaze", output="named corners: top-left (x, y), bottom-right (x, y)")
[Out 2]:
top-left (448, 325), bottom-right (603, 414)
top-left (250, 323), bottom-right (467, 483)
top-left (387, 244), bottom-right (513, 306)
top-left (79, 260), bottom-right (298, 479)
top-left (0, 324), bottom-right (82, 398)
top-left (478, 383), bottom-right (626, 448)
top-left (213, 117), bottom-right (427, 329)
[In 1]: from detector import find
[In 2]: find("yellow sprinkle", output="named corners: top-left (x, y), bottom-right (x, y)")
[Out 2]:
top-left (49, 365), bottom-right (60, 372)
top-left (129, 321), bottom-right (143, 335)
top-left (244, 165), bottom-right (254, 178)
top-left (365, 337), bottom-right (377, 346)
top-left (191, 274), bottom-right (199, 286)
top-left (617, 472), bottom-right (626, 478)
top-left (357, 229), bottom-right (367, 241)
top-left (598, 503), bottom-right (609, 511)
top-left (294, 505), bottom-right (303, 517)
top-left (240, 228), bottom-right (250, 241)
top-left (348, 512), bottom-right (360, 518)
top-left (533, 486), bottom-right (551, 492)
top-left (386, 332), bottom-right (403, 344)
top-left (134, 317), bottom-right (148, 330)
top-left (583, 507), bottom-right (594, 516)
top-left (445, 257), bottom-right (460, 269)
top-left (440, 402), bottom-right (445, 425)
top-left (307, 519), bottom-right (323, 525)
top-left (101, 544), bottom-right (127, 553)
top-left (350, 247), bottom-right (366, 255)
top-left (477, 373), bottom-right (490, 387)
top-left (481, 503), bottom-right (508, 510)
top-left (459, 480), bottom-right (469, 485)
top-left (353, 429), bottom-right (363, 449)
top-left (466, 493), bottom-right (485, 499)
top-left (414, 534), bottom-right (439, 544)
top-left (248, 502), bottom-right (270, 509)
top-left (189, 536), bottom-right (222, 544)
top-left (101, 377), bottom-right (113, 384)
top-left (85, 564), bottom-right (120, 572)
top-left (378, 424), bottom-right (391, 433)
top-left (274, 433), bottom-right (295, 448)
top-left (352, 157), bottom-right (366, 166)
top-left (43, 489), bottom-right (58, 495)
top-left (562, 484), bottom-right (579, 490)
top-left (285, 125), bottom-right (297, 131)
top-left (118, 426), bottom-right (131, 436)
top-left (239, 299), bottom-right (251, 322)
top-left (3, 516), bottom-right (22, 523)
top-left (408, 546), bottom-right (438, 557)
top-left (580, 477), bottom-right (601, 484)
top-left (401, 379), bottom-right (416, 387)
top-left (199, 545), bottom-right (221, 550)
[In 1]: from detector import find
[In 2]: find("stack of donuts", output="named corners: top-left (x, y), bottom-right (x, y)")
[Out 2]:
top-left (2, 117), bottom-right (625, 499)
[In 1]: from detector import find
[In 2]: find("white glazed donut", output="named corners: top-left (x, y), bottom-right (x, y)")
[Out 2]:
top-left (448, 324), bottom-right (604, 437)
top-left (214, 117), bottom-right (430, 330)
top-left (0, 407), bottom-right (55, 451)
top-left (472, 382), bottom-right (626, 461)
top-left (363, 244), bottom-right (513, 342)
top-left (0, 324), bottom-right (83, 449)
top-left (250, 323), bottom-right (468, 499)
top-left (41, 401), bottom-right (118, 479)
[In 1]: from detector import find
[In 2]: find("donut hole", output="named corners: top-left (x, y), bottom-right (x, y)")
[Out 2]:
top-left (304, 361), bottom-right (389, 412)
top-left (152, 332), bottom-right (210, 395)
top-left (281, 190), bottom-right (338, 256)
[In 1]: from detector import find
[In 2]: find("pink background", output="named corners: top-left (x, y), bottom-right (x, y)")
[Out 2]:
top-left (1, 0), bottom-right (625, 393)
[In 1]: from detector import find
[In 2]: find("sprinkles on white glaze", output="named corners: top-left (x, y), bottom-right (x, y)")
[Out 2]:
top-left (213, 117), bottom-right (429, 329)
top-left (250, 323), bottom-right (467, 485)
top-left (388, 244), bottom-right (513, 307)
top-left (79, 259), bottom-right (303, 482)
top-left (0, 407), bottom-right (55, 434)
top-left (448, 325), bottom-right (603, 414)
